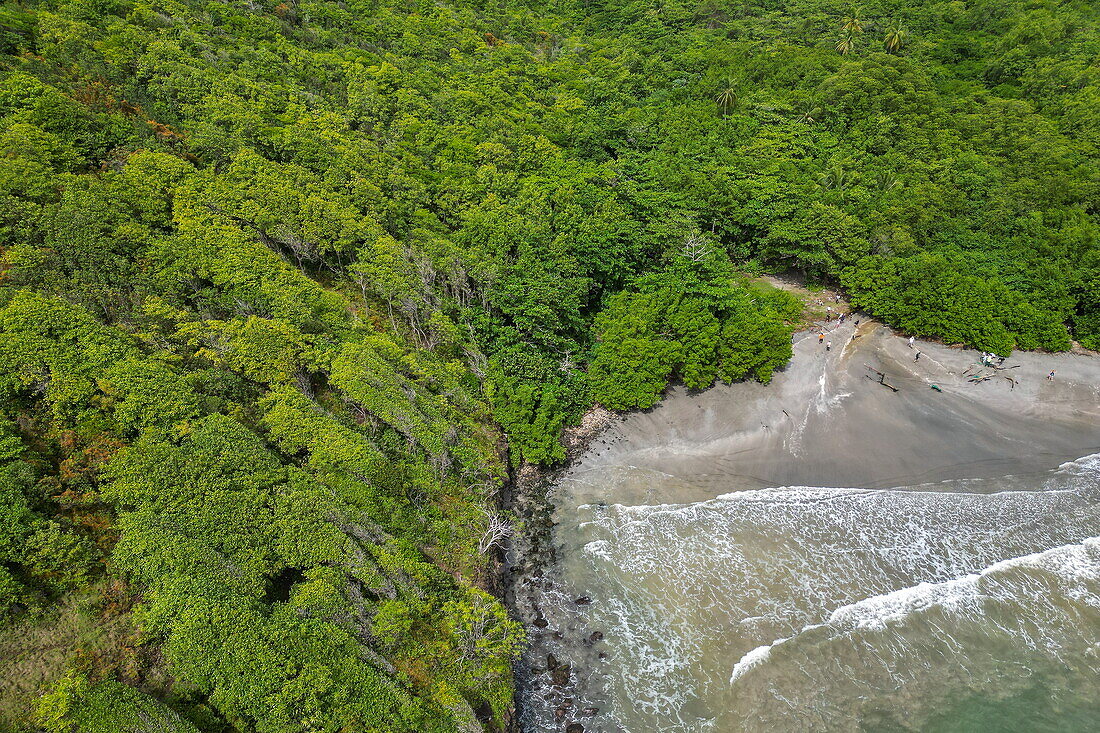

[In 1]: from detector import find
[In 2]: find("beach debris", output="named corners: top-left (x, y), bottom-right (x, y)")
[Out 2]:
top-left (864, 374), bottom-right (899, 391)
top-left (967, 367), bottom-right (993, 383)
top-left (863, 364), bottom-right (900, 391)
top-left (930, 384), bottom-right (942, 392)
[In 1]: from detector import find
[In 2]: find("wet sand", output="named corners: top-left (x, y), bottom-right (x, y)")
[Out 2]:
top-left (567, 320), bottom-right (1100, 506)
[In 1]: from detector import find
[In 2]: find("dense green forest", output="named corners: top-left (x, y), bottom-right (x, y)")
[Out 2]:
top-left (0, 0), bottom-right (1097, 728)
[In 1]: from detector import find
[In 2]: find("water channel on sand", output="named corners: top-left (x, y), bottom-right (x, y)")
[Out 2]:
top-left (516, 321), bottom-right (1100, 733)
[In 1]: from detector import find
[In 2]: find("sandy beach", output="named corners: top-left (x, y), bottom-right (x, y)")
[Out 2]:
top-left (565, 318), bottom-right (1100, 505)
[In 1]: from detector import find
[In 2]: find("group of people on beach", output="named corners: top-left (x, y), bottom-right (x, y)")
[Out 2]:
top-left (818, 295), bottom-right (859, 355)
top-left (910, 337), bottom-right (1059, 382)
top-left (824, 308), bottom-right (853, 327)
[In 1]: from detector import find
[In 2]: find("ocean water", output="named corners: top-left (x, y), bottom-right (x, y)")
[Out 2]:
top-left (527, 453), bottom-right (1100, 732)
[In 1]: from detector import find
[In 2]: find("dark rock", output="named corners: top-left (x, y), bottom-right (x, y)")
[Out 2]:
top-left (551, 662), bottom-right (571, 687)
top-left (553, 631), bottom-right (564, 639)
top-left (581, 707), bottom-right (599, 716)
top-left (533, 617), bottom-right (549, 628)
top-left (598, 651), bottom-right (607, 659)
top-left (547, 653), bottom-right (559, 669)
top-left (588, 631), bottom-right (604, 643)
top-left (555, 707), bottom-right (567, 722)
top-left (566, 724), bottom-right (584, 733)
top-left (573, 596), bottom-right (592, 605)
top-left (562, 698), bottom-right (574, 707)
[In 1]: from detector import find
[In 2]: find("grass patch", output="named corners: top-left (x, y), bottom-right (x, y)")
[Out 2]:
top-left (0, 582), bottom-right (169, 731)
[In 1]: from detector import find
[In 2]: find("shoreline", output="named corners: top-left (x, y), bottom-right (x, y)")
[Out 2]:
top-left (503, 407), bottom-right (619, 733)
top-left (507, 312), bottom-right (1100, 731)
top-left (565, 319), bottom-right (1100, 507)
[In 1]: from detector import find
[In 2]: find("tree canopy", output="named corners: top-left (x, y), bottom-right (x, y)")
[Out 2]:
top-left (1, 0), bottom-right (1098, 728)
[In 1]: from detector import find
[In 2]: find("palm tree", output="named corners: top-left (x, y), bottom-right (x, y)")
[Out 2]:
top-left (836, 33), bottom-right (855, 55)
top-left (715, 80), bottom-right (738, 117)
top-left (874, 169), bottom-right (901, 193)
top-left (819, 163), bottom-right (850, 192)
top-left (884, 22), bottom-right (907, 54)
top-left (841, 8), bottom-right (864, 34)
top-left (795, 100), bottom-right (821, 124)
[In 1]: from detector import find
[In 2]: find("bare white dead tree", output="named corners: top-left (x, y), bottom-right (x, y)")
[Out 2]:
top-left (478, 508), bottom-right (513, 555)
top-left (681, 233), bottom-right (712, 263)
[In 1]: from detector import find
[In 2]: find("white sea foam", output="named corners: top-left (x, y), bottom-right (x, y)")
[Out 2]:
top-left (731, 536), bottom-right (1100, 687)
top-left (728, 636), bottom-right (790, 684)
top-left (538, 455), bottom-right (1100, 731)
top-left (717, 537), bottom-right (1100, 730)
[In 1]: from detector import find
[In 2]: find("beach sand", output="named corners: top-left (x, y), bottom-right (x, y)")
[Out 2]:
top-left (565, 319), bottom-right (1100, 506)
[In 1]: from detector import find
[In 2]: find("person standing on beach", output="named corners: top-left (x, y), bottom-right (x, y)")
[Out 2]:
top-left (819, 333), bottom-right (824, 344)
top-left (1048, 370), bottom-right (1056, 381)
top-left (915, 351), bottom-right (921, 362)
top-left (908, 336), bottom-right (915, 348)
top-left (826, 341), bottom-right (832, 351)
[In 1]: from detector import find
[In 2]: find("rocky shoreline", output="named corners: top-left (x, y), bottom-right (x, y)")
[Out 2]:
top-left (502, 406), bottom-right (618, 733)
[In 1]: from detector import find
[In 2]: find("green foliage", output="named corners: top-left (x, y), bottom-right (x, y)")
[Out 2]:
top-left (37, 672), bottom-right (200, 733)
top-left (488, 347), bottom-right (588, 466)
top-left (0, 449), bottom-right (38, 618)
top-left (103, 415), bottom-right (454, 732)
top-left (0, 291), bottom-right (196, 434)
top-left (2, 0), bottom-right (1098, 728)
top-left (843, 254), bottom-right (1071, 354)
top-left (22, 522), bottom-right (99, 591)
top-left (590, 261), bottom-right (795, 409)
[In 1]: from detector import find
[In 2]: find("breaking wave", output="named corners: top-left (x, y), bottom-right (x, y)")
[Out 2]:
top-left (536, 452), bottom-right (1100, 731)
